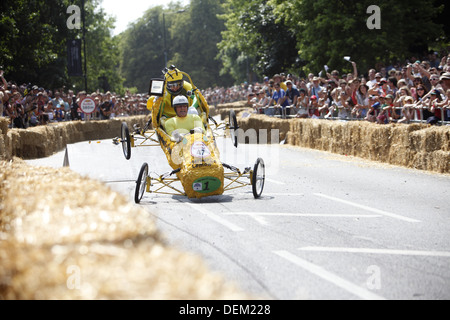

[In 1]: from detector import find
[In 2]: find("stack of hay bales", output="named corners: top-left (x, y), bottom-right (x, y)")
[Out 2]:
top-left (0, 159), bottom-right (253, 300)
top-left (0, 116), bottom-right (147, 161)
top-left (0, 117), bottom-right (9, 159)
top-left (232, 111), bottom-right (450, 174)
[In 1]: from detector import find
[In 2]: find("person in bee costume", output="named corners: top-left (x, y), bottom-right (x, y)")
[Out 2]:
top-left (147, 66), bottom-right (200, 120)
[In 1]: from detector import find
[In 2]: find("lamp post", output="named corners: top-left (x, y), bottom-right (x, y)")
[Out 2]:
top-left (163, 10), bottom-right (186, 68)
top-left (82, 0), bottom-right (87, 92)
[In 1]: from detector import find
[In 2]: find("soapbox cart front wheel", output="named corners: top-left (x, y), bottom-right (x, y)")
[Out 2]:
top-left (229, 110), bottom-right (239, 148)
top-left (121, 122), bottom-right (132, 160)
top-left (135, 162), bottom-right (149, 204)
top-left (252, 158), bottom-right (265, 199)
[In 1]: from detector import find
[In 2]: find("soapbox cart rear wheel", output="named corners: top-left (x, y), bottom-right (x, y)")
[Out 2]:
top-left (252, 158), bottom-right (265, 199)
top-left (121, 122), bottom-right (132, 160)
top-left (135, 162), bottom-right (149, 203)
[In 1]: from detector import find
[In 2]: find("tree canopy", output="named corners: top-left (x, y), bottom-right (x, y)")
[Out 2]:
top-left (0, 0), bottom-right (447, 91)
top-left (0, 0), bottom-right (122, 93)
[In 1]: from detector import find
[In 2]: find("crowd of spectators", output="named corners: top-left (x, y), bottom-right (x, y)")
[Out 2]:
top-left (0, 69), bottom-right (149, 129)
top-left (2, 51), bottom-right (450, 129)
top-left (204, 51), bottom-right (450, 125)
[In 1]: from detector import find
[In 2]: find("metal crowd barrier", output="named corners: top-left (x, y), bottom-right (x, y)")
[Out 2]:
top-left (259, 106), bottom-right (450, 125)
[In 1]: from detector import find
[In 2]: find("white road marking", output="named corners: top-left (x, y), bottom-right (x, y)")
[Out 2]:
top-left (186, 203), bottom-right (244, 232)
top-left (274, 250), bottom-right (386, 300)
top-left (252, 215), bottom-right (269, 226)
top-left (298, 247), bottom-right (450, 257)
top-left (314, 193), bottom-right (421, 223)
top-left (224, 212), bottom-right (381, 218)
top-left (263, 193), bottom-right (304, 197)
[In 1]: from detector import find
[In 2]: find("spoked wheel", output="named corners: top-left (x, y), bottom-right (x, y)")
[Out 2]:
top-left (252, 158), bottom-right (265, 199)
top-left (229, 110), bottom-right (239, 148)
top-left (135, 163), bottom-right (149, 204)
top-left (121, 122), bottom-right (131, 160)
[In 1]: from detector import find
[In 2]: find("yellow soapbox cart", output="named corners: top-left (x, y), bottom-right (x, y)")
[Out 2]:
top-left (116, 67), bottom-right (265, 203)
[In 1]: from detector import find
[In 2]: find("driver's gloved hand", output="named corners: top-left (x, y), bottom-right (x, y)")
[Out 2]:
top-left (172, 130), bottom-right (184, 142)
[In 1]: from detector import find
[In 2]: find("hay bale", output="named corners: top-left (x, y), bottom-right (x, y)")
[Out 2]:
top-left (0, 116), bottom-right (148, 160)
top-left (235, 113), bottom-right (450, 173)
top-left (0, 117), bottom-right (8, 135)
top-left (0, 159), bottom-right (253, 300)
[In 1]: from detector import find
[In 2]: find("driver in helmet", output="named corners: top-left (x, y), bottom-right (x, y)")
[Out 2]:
top-left (165, 95), bottom-right (205, 142)
top-left (154, 66), bottom-right (200, 119)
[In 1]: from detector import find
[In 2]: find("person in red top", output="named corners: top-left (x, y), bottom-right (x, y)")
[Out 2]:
top-left (427, 89), bottom-right (444, 125)
top-left (308, 95), bottom-right (320, 118)
top-left (382, 94), bottom-right (400, 123)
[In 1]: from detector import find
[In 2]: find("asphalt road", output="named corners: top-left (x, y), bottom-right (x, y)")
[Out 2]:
top-left (26, 130), bottom-right (450, 300)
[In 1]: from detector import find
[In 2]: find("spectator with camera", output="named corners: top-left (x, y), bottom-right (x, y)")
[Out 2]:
top-left (365, 96), bottom-right (380, 123)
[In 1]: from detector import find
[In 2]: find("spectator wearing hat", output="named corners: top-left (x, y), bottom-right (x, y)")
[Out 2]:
top-left (309, 76), bottom-right (323, 99)
top-left (273, 74), bottom-right (287, 91)
top-left (286, 74), bottom-right (298, 89)
top-left (439, 72), bottom-right (450, 92)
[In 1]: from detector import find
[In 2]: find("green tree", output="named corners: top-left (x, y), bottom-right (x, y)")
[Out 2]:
top-left (218, 0), bottom-right (299, 83)
top-left (0, 0), bottom-right (71, 88)
top-left (0, 0), bottom-right (123, 93)
top-left (271, 0), bottom-right (445, 76)
top-left (119, 6), bottom-right (166, 93)
top-left (119, 0), bottom-right (233, 92)
top-left (170, 0), bottom-right (234, 89)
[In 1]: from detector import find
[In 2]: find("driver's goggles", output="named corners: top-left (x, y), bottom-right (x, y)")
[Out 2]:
top-left (167, 81), bottom-right (182, 89)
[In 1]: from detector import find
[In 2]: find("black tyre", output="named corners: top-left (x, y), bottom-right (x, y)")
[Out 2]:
top-left (252, 158), bottom-right (265, 199)
top-left (229, 110), bottom-right (239, 148)
top-left (121, 122), bottom-right (131, 160)
top-left (135, 163), bottom-right (149, 204)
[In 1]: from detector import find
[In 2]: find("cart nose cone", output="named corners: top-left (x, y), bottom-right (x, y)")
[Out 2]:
top-left (192, 176), bottom-right (222, 194)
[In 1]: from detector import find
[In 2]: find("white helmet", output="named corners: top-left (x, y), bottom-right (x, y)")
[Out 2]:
top-left (173, 95), bottom-right (189, 107)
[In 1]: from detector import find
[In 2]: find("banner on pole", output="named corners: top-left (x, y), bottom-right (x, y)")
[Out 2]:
top-left (67, 39), bottom-right (82, 76)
